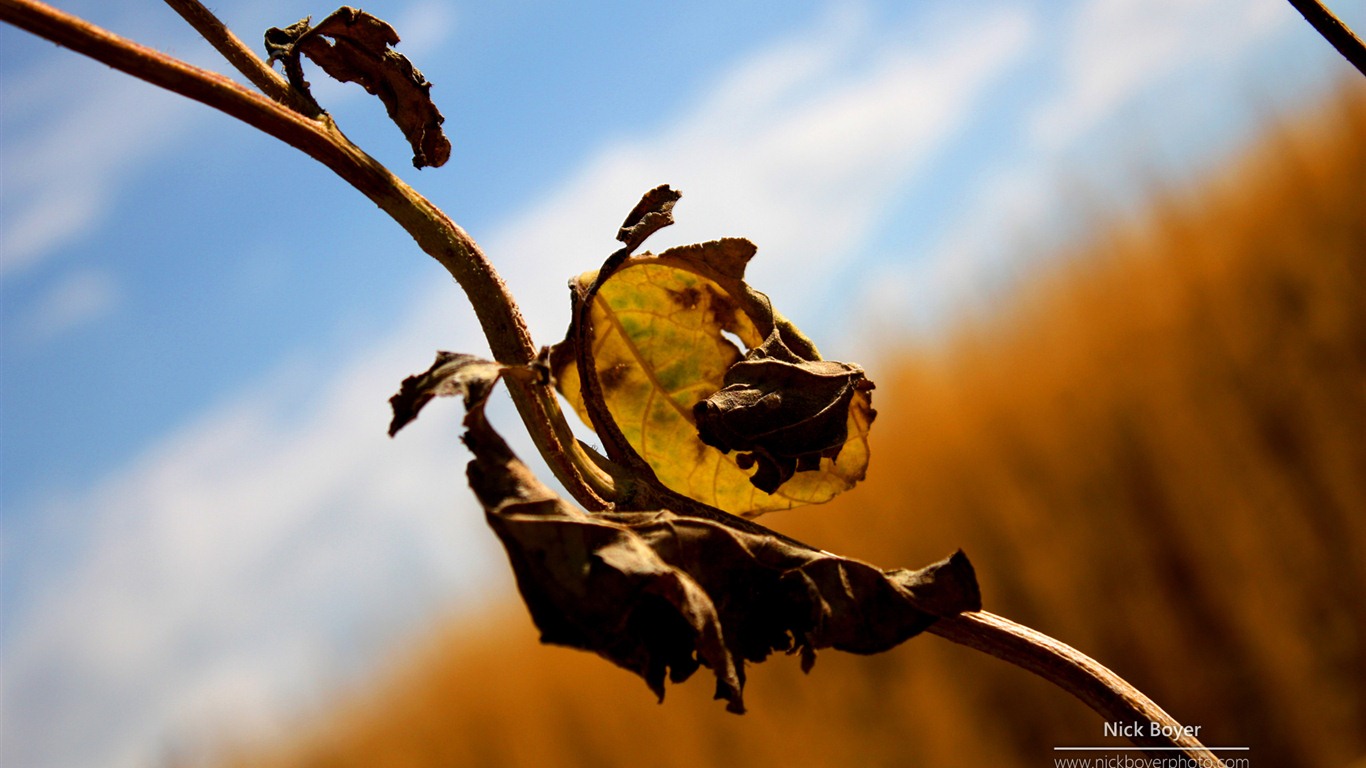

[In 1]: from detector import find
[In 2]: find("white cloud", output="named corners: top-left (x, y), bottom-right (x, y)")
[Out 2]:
top-left (0, 56), bottom-right (204, 278)
top-left (0, 185), bottom-right (103, 276)
top-left (864, 160), bottom-right (1058, 338)
top-left (16, 268), bottom-right (123, 341)
top-left (1029, 0), bottom-right (1289, 149)
top-left (2, 5), bottom-right (1038, 767)
top-left (492, 4), bottom-right (1036, 341)
top-left (0, 0), bottom-right (453, 280)
top-left (856, 0), bottom-right (1306, 342)
top-left (1, 283), bottom-right (507, 768)
top-left (389, 0), bottom-right (457, 60)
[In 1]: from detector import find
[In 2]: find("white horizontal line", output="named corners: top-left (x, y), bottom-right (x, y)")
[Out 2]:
top-left (1053, 747), bottom-right (1251, 751)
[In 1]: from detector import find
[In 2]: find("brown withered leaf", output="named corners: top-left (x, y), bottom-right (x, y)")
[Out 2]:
top-left (695, 330), bottom-right (876, 493)
top-left (455, 377), bottom-right (980, 714)
top-left (388, 351), bottom-right (504, 437)
top-left (617, 184), bottom-right (682, 253)
top-left (266, 7), bottom-right (451, 168)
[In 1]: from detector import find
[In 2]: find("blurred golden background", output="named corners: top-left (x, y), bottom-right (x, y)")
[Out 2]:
top-left (228, 80), bottom-right (1365, 768)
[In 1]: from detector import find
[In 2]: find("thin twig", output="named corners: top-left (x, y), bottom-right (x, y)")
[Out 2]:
top-left (929, 612), bottom-right (1225, 765)
top-left (162, 0), bottom-right (318, 115)
top-left (1287, 0), bottom-right (1366, 76)
top-left (0, 0), bottom-right (612, 510)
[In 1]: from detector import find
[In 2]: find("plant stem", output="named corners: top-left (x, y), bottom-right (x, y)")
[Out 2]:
top-left (0, 0), bottom-right (613, 509)
top-left (162, 0), bottom-right (317, 115)
top-left (929, 611), bottom-right (1226, 765)
top-left (1287, 0), bottom-right (1366, 76)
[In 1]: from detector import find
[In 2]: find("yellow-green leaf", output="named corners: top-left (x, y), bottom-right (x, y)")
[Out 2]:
top-left (555, 241), bottom-right (872, 516)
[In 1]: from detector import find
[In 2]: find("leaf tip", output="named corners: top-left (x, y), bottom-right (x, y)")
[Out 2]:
top-left (388, 351), bottom-right (504, 437)
top-left (617, 185), bottom-right (682, 252)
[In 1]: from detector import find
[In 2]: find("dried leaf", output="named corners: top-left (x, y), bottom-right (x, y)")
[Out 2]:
top-left (695, 330), bottom-right (876, 493)
top-left (617, 184), bottom-right (682, 253)
top-left (457, 381), bottom-right (979, 714)
top-left (554, 238), bottom-right (874, 516)
top-left (266, 7), bottom-right (451, 168)
top-left (388, 352), bottom-right (504, 437)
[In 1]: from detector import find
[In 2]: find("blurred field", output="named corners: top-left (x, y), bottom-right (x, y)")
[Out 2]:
top-left (228, 81), bottom-right (1366, 768)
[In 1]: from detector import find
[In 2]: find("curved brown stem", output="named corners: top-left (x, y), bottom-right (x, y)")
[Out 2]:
top-left (162, 0), bottom-right (317, 115)
top-left (929, 611), bottom-right (1226, 765)
top-left (0, 0), bottom-right (612, 509)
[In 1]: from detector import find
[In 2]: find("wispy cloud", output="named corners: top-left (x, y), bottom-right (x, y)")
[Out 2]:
top-left (0, 58), bottom-right (204, 278)
top-left (0, 0), bottom-right (454, 281)
top-left (15, 268), bottom-right (123, 341)
top-left (858, 0), bottom-right (1306, 339)
top-left (1029, 0), bottom-right (1286, 150)
top-left (1, 284), bottom-right (506, 767)
top-left (388, 0), bottom-right (457, 60)
top-left (488, 4), bottom-right (1036, 340)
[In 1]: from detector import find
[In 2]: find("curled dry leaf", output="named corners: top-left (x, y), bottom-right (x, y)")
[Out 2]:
top-left (387, 351), bottom-right (506, 437)
top-left (444, 368), bottom-right (980, 714)
top-left (616, 184), bottom-right (682, 252)
top-left (554, 235), bottom-right (875, 516)
top-left (266, 6), bottom-right (451, 168)
top-left (695, 330), bottom-right (876, 493)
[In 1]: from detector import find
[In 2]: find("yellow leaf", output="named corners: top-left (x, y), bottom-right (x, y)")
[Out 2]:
top-left (556, 241), bottom-right (872, 516)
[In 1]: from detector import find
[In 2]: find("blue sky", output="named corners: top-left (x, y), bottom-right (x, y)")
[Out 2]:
top-left (1, 1), bottom-right (1360, 765)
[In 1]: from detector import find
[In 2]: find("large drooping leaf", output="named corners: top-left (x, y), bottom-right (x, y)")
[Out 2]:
top-left (554, 238), bottom-right (875, 516)
top-left (389, 359), bottom-right (980, 714)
